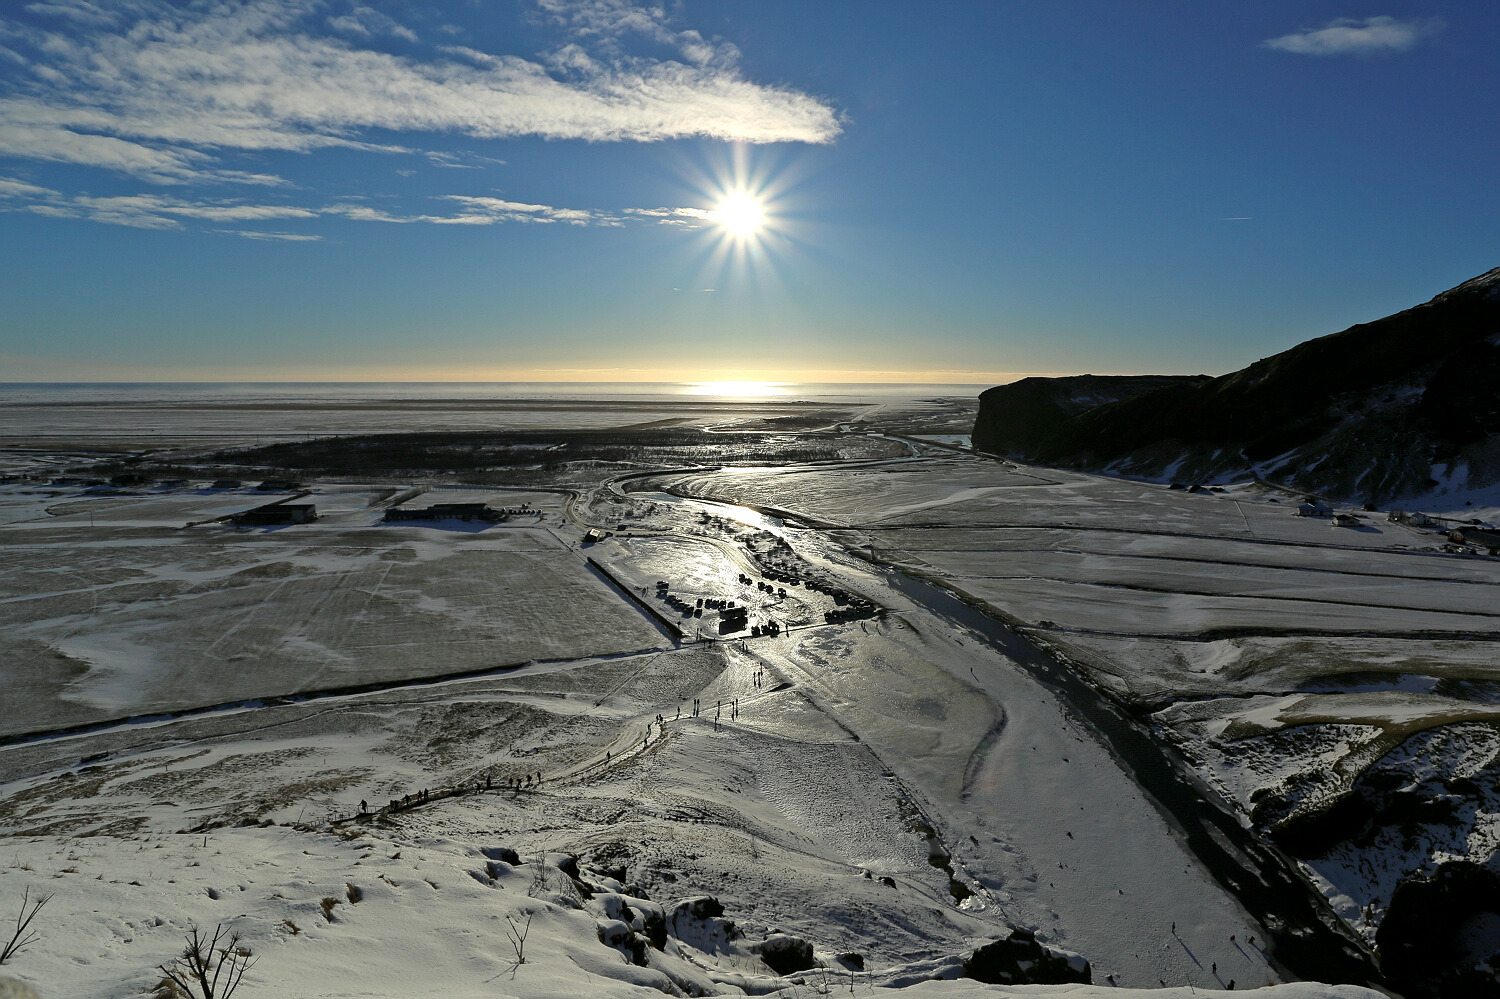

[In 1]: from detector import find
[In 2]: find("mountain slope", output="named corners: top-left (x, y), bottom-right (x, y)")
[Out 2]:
top-left (972, 267), bottom-right (1500, 502)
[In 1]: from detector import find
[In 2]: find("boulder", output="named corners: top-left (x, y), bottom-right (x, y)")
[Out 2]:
top-left (758, 934), bottom-right (815, 975)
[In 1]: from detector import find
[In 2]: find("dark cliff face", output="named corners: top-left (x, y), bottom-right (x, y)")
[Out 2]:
top-left (971, 267), bottom-right (1500, 502)
top-left (971, 375), bottom-right (1209, 456)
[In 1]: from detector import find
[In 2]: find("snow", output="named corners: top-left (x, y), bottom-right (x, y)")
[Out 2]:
top-left (0, 421), bottom-right (1428, 999)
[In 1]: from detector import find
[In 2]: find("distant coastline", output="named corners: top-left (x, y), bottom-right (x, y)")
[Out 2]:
top-left (0, 381), bottom-right (990, 405)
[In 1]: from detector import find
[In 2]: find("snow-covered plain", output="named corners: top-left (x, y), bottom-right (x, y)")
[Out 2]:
top-left (0, 410), bottom-right (1417, 999)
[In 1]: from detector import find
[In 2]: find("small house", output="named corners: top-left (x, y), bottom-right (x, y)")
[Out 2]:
top-left (1297, 501), bottom-right (1333, 517)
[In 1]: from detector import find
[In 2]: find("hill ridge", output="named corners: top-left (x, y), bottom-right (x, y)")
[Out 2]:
top-left (972, 268), bottom-right (1500, 503)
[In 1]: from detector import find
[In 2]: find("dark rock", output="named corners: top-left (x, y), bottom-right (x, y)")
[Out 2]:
top-left (483, 847), bottom-right (521, 865)
top-left (963, 928), bottom-right (1091, 985)
top-left (1378, 861), bottom-right (1500, 999)
top-left (674, 896), bottom-right (725, 920)
top-left (836, 952), bottom-right (865, 971)
top-left (642, 910), bottom-right (667, 950)
top-left (759, 934), bottom-right (815, 975)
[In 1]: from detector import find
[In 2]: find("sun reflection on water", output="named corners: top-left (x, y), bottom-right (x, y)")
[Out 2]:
top-left (683, 380), bottom-right (787, 398)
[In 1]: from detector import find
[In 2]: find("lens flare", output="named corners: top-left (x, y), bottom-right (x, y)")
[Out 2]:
top-left (715, 192), bottom-right (765, 239)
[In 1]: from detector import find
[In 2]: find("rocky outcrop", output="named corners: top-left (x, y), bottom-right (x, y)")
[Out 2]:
top-left (962, 927), bottom-right (1092, 985)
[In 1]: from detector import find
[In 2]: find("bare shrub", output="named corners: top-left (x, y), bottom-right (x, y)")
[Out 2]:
top-left (157, 924), bottom-right (255, 999)
top-left (344, 883), bottom-right (362, 904)
top-left (504, 912), bottom-right (532, 966)
top-left (0, 886), bottom-right (52, 965)
top-left (280, 920), bottom-right (299, 936)
top-left (319, 897), bottom-right (340, 922)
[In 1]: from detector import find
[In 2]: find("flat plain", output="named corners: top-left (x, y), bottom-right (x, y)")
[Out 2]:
top-left (0, 390), bottom-right (1472, 998)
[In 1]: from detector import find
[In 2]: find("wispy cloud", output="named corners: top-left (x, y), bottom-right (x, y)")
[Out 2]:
top-left (626, 206), bottom-right (716, 228)
top-left (0, 0), bottom-right (840, 186)
top-left (0, 177), bottom-right (320, 227)
top-left (220, 229), bottom-right (323, 241)
top-left (327, 5), bottom-right (418, 44)
top-left (1264, 16), bottom-right (1443, 56)
top-left (0, 173), bottom-right (694, 232)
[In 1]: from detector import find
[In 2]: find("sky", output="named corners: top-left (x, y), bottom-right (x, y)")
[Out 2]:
top-left (1, 1), bottom-right (1497, 385)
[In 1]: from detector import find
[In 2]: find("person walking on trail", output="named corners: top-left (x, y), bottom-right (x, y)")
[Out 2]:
top-left (360, 799), bottom-right (368, 814)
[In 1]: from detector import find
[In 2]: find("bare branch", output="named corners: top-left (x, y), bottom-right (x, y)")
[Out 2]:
top-left (157, 924), bottom-right (256, 999)
top-left (0, 886), bottom-right (53, 965)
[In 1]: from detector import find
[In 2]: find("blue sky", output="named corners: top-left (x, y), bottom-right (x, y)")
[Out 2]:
top-left (1, 1), bottom-right (1496, 384)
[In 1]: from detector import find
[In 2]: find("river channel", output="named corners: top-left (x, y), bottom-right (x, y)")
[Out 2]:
top-left (653, 486), bottom-right (1389, 992)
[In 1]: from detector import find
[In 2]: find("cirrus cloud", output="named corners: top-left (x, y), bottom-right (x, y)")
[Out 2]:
top-left (0, 172), bottom-right (709, 234)
top-left (0, 0), bottom-right (841, 186)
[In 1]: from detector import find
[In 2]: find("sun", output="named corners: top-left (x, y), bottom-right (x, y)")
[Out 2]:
top-left (715, 191), bottom-right (765, 239)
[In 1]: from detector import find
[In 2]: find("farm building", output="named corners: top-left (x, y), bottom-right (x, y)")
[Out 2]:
top-left (1449, 526), bottom-right (1500, 552)
top-left (384, 502), bottom-right (500, 523)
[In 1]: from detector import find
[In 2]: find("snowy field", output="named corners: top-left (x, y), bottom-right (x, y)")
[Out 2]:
top-left (0, 485), bottom-right (668, 738)
top-left (0, 405), bottom-right (1427, 998)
